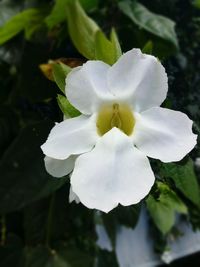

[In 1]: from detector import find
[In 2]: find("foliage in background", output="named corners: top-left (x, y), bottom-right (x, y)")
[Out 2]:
top-left (0, 0), bottom-right (200, 266)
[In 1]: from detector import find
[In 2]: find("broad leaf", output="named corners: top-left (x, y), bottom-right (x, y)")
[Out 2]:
top-left (193, 0), bottom-right (200, 8)
top-left (57, 94), bottom-right (81, 118)
top-left (52, 63), bottom-right (71, 93)
top-left (66, 0), bottom-right (100, 59)
top-left (0, 121), bottom-right (67, 214)
top-left (0, 0), bottom-right (20, 27)
top-left (118, 1), bottom-right (179, 49)
top-left (45, 0), bottom-right (98, 29)
top-left (110, 29), bottom-right (122, 59)
top-left (146, 182), bottom-right (187, 234)
top-left (94, 29), bottom-right (122, 65)
top-left (0, 8), bottom-right (45, 45)
top-left (160, 159), bottom-right (200, 207)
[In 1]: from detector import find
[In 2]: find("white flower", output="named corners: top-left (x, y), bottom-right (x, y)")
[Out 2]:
top-left (41, 49), bottom-right (197, 213)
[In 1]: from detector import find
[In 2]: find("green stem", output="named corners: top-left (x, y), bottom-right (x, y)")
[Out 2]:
top-left (45, 194), bottom-right (55, 247)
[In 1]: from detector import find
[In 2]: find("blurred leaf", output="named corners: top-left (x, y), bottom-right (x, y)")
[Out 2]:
top-left (52, 63), bottom-right (71, 93)
top-left (0, 121), bottom-right (67, 214)
top-left (24, 245), bottom-right (71, 267)
top-left (189, 205), bottom-right (200, 230)
top-left (96, 250), bottom-right (119, 267)
top-left (160, 159), bottom-right (200, 207)
top-left (193, 0), bottom-right (200, 8)
top-left (24, 243), bottom-right (94, 267)
top-left (0, 234), bottom-right (23, 267)
top-left (118, 0), bottom-right (179, 49)
top-left (0, 0), bottom-right (21, 27)
top-left (94, 29), bottom-right (122, 65)
top-left (0, 8), bottom-right (46, 45)
top-left (66, 0), bottom-right (100, 59)
top-left (45, 0), bottom-right (98, 29)
top-left (57, 94), bottom-right (81, 118)
top-left (110, 29), bottom-right (122, 59)
top-left (114, 205), bottom-right (141, 228)
top-left (45, 0), bottom-right (69, 29)
top-left (57, 243), bottom-right (94, 267)
top-left (146, 182), bottom-right (187, 234)
top-left (142, 40), bottom-right (153, 54)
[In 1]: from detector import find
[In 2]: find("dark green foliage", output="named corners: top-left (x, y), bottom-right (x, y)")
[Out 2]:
top-left (0, 0), bottom-right (200, 266)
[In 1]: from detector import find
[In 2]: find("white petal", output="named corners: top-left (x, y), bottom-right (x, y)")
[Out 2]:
top-left (133, 107), bottom-right (197, 163)
top-left (108, 48), bottom-right (168, 112)
top-left (69, 186), bottom-right (80, 204)
top-left (41, 115), bottom-right (98, 160)
top-left (71, 128), bottom-right (155, 213)
top-left (65, 61), bottom-right (113, 115)
top-left (44, 155), bottom-right (76, 178)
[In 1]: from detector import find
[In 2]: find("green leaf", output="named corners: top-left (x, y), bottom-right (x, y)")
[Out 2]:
top-left (57, 94), bottom-right (81, 118)
top-left (160, 159), bottom-right (200, 207)
top-left (142, 40), bottom-right (153, 54)
top-left (0, 8), bottom-right (45, 45)
top-left (45, 0), bottom-right (98, 29)
top-left (94, 29), bottom-right (122, 65)
top-left (66, 0), bottom-right (100, 59)
top-left (52, 63), bottom-right (71, 93)
top-left (110, 28), bottom-right (122, 59)
top-left (52, 63), bottom-right (81, 117)
top-left (193, 0), bottom-right (200, 8)
top-left (0, 0), bottom-right (21, 27)
top-left (146, 182), bottom-right (187, 235)
top-left (0, 121), bottom-right (67, 214)
top-left (118, 1), bottom-right (179, 49)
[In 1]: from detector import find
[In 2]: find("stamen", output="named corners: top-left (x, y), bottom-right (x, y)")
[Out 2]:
top-left (111, 104), bottom-right (122, 129)
top-left (96, 103), bottom-right (135, 136)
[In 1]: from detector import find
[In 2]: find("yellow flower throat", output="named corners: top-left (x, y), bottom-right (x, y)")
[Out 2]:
top-left (96, 103), bottom-right (135, 136)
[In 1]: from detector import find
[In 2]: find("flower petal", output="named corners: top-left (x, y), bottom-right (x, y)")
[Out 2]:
top-left (133, 107), bottom-right (197, 163)
top-left (44, 155), bottom-right (76, 178)
top-left (66, 61), bottom-right (113, 115)
top-left (108, 49), bottom-right (168, 112)
top-left (41, 115), bottom-right (98, 160)
top-left (71, 128), bottom-right (155, 213)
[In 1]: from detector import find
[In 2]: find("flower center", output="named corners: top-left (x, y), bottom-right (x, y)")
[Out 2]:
top-left (96, 103), bottom-right (135, 136)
